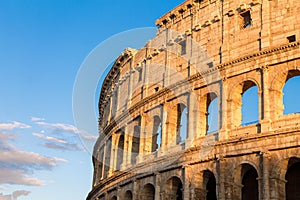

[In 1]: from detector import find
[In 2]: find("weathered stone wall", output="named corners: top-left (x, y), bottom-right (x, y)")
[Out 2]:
top-left (88, 0), bottom-right (300, 199)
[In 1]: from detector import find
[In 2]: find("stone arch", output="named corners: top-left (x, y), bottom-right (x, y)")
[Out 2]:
top-left (231, 162), bottom-right (259, 200)
top-left (228, 79), bottom-right (261, 128)
top-left (270, 150), bottom-right (300, 199)
top-left (130, 116), bottom-right (141, 165)
top-left (152, 115), bottom-right (162, 152)
top-left (110, 196), bottom-right (117, 200)
top-left (104, 136), bottom-right (112, 178)
top-left (285, 157), bottom-right (300, 200)
top-left (198, 92), bottom-right (219, 136)
top-left (116, 130), bottom-right (125, 171)
top-left (166, 101), bottom-right (188, 146)
top-left (191, 169), bottom-right (217, 200)
top-left (164, 176), bottom-right (183, 200)
top-left (124, 190), bottom-right (133, 200)
top-left (269, 67), bottom-right (300, 119)
top-left (140, 183), bottom-right (155, 200)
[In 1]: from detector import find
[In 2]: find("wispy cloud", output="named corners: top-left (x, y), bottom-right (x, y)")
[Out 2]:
top-left (0, 132), bottom-right (67, 186)
top-left (0, 193), bottom-right (11, 200)
top-left (35, 121), bottom-right (97, 141)
top-left (0, 121), bottom-right (31, 130)
top-left (0, 190), bottom-right (30, 200)
top-left (32, 132), bottom-right (67, 144)
top-left (32, 132), bottom-right (83, 151)
top-left (13, 190), bottom-right (30, 200)
top-left (30, 117), bottom-right (45, 122)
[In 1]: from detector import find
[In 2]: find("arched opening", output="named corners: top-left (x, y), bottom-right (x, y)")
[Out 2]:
top-left (141, 183), bottom-right (155, 200)
top-left (207, 94), bottom-right (219, 134)
top-left (285, 158), bottom-right (300, 200)
top-left (241, 164), bottom-right (258, 200)
top-left (242, 85), bottom-right (259, 126)
top-left (131, 117), bottom-right (141, 165)
top-left (204, 170), bottom-right (217, 200)
top-left (124, 190), bottom-right (133, 200)
top-left (165, 176), bottom-right (183, 200)
top-left (177, 103), bottom-right (187, 144)
top-left (96, 146), bottom-right (104, 182)
top-left (104, 136), bottom-right (112, 178)
top-left (231, 80), bottom-right (259, 127)
top-left (283, 72), bottom-right (300, 114)
top-left (116, 132), bottom-right (124, 171)
top-left (152, 116), bottom-right (162, 152)
top-left (111, 196), bottom-right (117, 200)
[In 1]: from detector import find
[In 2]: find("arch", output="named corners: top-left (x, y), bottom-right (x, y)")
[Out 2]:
top-left (104, 136), bottom-right (112, 178)
top-left (192, 170), bottom-right (217, 200)
top-left (270, 69), bottom-right (300, 119)
top-left (111, 196), bottom-right (117, 200)
top-left (164, 176), bottom-right (183, 200)
top-left (285, 157), bottom-right (300, 200)
top-left (116, 131), bottom-right (124, 171)
top-left (198, 92), bottom-right (219, 135)
top-left (152, 115), bottom-right (162, 152)
top-left (241, 163), bottom-right (259, 200)
top-left (282, 72), bottom-right (300, 114)
top-left (178, 104), bottom-right (188, 144)
top-left (131, 116), bottom-right (141, 165)
top-left (166, 102), bottom-right (188, 146)
top-left (242, 85), bottom-right (259, 125)
top-left (124, 190), bottom-right (133, 200)
top-left (140, 183), bottom-right (155, 200)
top-left (229, 80), bottom-right (260, 128)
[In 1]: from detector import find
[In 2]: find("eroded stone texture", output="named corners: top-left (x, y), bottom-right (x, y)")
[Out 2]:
top-left (87, 0), bottom-right (300, 199)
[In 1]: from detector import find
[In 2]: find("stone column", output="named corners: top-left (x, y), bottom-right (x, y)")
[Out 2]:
top-left (260, 151), bottom-right (271, 200)
top-left (123, 124), bottom-right (132, 168)
top-left (216, 156), bottom-right (226, 200)
top-left (155, 172), bottom-right (161, 200)
top-left (260, 66), bottom-right (272, 133)
top-left (187, 91), bottom-right (200, 143)
top-left (109, 133), bottom-right (118, 175)
top-left (117, 186), bottom-right (122, 200)
top-left (160, 103), bottom-right (169, 151)
top-left (133, 179), bottom-right (139, 200)
top-left (183, 165), bottom-right (191, 200)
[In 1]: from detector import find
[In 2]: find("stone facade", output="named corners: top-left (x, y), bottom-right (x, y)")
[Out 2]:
top-left (87, 0), bottom-right (300, 199)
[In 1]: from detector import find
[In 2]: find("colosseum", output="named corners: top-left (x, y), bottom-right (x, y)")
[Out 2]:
top-left (87, 0), bottom-right (300, 199)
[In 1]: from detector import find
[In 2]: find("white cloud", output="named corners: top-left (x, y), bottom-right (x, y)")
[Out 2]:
top-left (0, 190), bottom-right (30, 200)
top-left (35, 121), bottom-right (97, 141)
top-left (12, 190), bottom-right (30, 200)
top-left (0, 169), bottom-right (43, 186)
top-left (0, 121), bottom-right (31, 130)
top-left (32, 132), bottom-right (67, 144)
top-left (30, 117), bottom-right (45, 122)
top-left (32, 132), bottom-right (83, 151)
top-left (0, 132), bottom-right (67, 186)
top-left (0, 193), bottom-right (11, 200)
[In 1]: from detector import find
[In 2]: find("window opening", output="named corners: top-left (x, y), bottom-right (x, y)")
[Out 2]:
top-left (240, 11), bottom-right (252, 29)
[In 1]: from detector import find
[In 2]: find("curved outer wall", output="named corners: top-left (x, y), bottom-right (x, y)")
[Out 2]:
top-left (88, 0), bottom-right (300, 199)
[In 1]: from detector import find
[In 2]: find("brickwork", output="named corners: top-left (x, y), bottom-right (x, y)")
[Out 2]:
top-left (88, 0), bottom-right (300, 199)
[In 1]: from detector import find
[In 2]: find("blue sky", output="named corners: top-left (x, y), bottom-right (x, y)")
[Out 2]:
top-left (0, 1), bottom-right (184, 199)
top-left (1, 1), bottom-right (300, 200)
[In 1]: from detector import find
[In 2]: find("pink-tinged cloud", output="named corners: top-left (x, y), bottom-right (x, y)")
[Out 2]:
top-left (35, 121), bottom-right (97, 141)
top-left (0, 193), bottom-right (11, 200)
top-left (32, 132), bottom-right (83, 151)
top-left (0, 121), bottom-right (31, 130)
top-left (12, 190), bottom-right (30, 200)
top-left (0, 169), bottom-right (43, 186)
top-left (32, 132), bottom-right (67, 144)
top-left (0, 132), bottom-right (67, 187)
